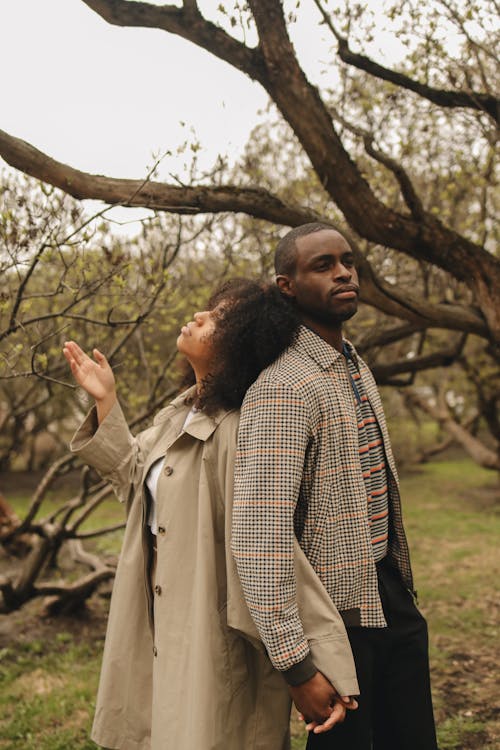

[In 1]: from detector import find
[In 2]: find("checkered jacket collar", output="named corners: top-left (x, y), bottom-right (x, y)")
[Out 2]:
top-left (296, 325), bottom-right (359, 369)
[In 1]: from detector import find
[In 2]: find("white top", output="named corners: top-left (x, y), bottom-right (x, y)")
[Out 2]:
top-left (146, 407), bottom-right (198, 534)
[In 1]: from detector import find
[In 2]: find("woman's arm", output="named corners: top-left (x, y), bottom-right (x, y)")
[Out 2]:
top-left (63, 340), bottom-right (116, 423)
top-left (64, 340), bottom-right (144, 507)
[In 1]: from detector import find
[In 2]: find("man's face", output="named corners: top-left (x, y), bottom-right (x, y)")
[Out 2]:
top-left (277, 229), bottom-right (359, 327)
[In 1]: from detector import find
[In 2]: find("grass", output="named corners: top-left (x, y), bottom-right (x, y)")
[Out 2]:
top-left (1, 457), bottom-right (499, 749)
top-left (400, 460), bottom-right (499, 750)
top-left (0, 634), bottom-right (102, 749)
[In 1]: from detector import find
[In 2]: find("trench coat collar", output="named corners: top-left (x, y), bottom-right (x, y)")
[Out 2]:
top-left (166, 385), bottom-right (233, 442)
top-left (296, 325), bottom-right (359, 370)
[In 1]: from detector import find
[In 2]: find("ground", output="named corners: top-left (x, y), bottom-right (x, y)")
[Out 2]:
top-left (0, 458), bottom-right (499, 749)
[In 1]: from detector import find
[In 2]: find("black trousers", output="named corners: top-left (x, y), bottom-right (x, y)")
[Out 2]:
top-left (306, 560), bottom-right (438, 750)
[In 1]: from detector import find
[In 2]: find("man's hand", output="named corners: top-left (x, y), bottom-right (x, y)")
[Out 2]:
top-left (290, 672), bottom-right (358, 734)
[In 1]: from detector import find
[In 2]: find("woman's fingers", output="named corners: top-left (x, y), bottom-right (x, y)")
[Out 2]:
top-left (64, 341), bottom-right (103, 369)
top-left (62, 346), bottom-right (73, 365)
top-left (93, 348), bottom-right (109, 368)
top-left (311, 701), bottom-right (346, 733)
top-left (342, 696), bottom-right (358, 710)
top-left (302, 696), bottom-right (357, 734)
top-left (63, 341), bottom-right (86, 367)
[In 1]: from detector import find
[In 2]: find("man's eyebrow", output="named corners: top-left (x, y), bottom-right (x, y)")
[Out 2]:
top-left (308, 253), bottom-right (335, 263)
top-left (307, 251), bottom-right (353, 264)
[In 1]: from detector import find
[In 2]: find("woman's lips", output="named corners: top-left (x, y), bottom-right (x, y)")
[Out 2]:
top-left (181, 325), bottom-right (191, 336)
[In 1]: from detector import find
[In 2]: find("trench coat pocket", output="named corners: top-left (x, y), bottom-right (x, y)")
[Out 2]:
top-left (219, 604), bottom-right (249, 698)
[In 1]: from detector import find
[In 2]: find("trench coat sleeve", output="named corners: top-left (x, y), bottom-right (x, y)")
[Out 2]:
top-left (219, 415), bottom-right (359, 697)
top-left (69, 400), bottom-right (148, 508)
top-left (293, 542), bottom-right (359, 697)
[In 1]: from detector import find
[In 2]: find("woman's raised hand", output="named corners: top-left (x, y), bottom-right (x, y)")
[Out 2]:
top-left (63, 341), bottom-right (117, 422)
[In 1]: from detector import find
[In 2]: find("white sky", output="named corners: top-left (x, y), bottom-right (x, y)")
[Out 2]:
top-left (1, 1), bottom-right (269, 176)
top-left (0, 0), bottom-right (409, 231)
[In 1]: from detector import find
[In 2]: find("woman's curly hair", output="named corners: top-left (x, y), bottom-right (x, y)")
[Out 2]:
top-left (183, 278), bottom-right (299, 414)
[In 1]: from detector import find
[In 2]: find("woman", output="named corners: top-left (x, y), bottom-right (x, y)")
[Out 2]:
top-left (64, 279), bottom-right (357, 750)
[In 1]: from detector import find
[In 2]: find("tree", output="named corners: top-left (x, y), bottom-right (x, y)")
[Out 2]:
top-left (0, 0), bottom-right (497, 342)
top-left (0, 171), bottom-right (234, 612)
top-left (1, 0), bottom-right (499, 472)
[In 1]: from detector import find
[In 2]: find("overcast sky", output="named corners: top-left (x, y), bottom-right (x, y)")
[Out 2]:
top-left (0, 0), bottom-right (410, 231)
top-left (1, 1), bottom-right (324, 175)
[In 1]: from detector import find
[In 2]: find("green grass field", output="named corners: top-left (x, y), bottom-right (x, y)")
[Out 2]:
top-left (1, 458), bottom-right (499, 749)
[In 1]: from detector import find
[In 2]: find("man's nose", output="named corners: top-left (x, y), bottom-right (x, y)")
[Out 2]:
top-left (333, 262), bottom-right (352, 280)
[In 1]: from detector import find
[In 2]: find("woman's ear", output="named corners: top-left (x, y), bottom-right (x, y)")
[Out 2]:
top-left (276, 275), bottom-right (295, 299)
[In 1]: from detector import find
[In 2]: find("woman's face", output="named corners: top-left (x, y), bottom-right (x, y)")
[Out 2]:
top-left (176, 309), bottom-right (218, 376)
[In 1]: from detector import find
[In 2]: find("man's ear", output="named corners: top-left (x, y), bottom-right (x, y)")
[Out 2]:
top-left (276, 274), bottom-right (295, 299)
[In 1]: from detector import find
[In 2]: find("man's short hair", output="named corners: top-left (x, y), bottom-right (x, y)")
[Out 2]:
top-left (274, 222), bottom-right (335, 276)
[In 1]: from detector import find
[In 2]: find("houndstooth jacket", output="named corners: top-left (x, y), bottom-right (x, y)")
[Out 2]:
top-left (232, 325), bottom-right (414, 683)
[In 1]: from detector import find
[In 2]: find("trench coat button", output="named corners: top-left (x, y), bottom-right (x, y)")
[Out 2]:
top-left (154, 584), bottom-right (162, 595)
top-left (164, 465), bottom-right (174, 476)
top-left (153, 646), bottom-right (158, 657)
top-left (158, 525), bottom-right (166, 535)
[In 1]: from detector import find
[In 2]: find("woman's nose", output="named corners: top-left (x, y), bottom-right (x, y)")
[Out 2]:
top-left (193, 311), bottom-right (207, 323)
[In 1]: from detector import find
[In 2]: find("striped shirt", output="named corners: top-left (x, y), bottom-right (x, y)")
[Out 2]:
top-left (343, 343), bottom-right (388, 561)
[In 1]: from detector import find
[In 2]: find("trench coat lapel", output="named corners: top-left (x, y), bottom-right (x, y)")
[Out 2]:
top-left (141, 388), bottom-right (196, 477)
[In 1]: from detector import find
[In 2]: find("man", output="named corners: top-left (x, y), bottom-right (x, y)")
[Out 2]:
top-left (232, 223), bottom-right (438, 749)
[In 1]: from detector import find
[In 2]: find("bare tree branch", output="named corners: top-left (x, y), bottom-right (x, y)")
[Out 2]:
top-left (406, 389), bottom-right (500, 470)
top-left (327, 105), bottom-right (425, 220)
top-left (355, 251), bottom-right (487, 338)
top-left (356, 323), bottom-right (424, 353)
top-left (313, 0), bottom-right (499, 124)
top-left (74, 522), bottom-right (126, 540)
top-left (1, 455), bottom-right (77, 542)
top-left (3, 0), bottom-right (500, 339)
top-left (371, 334), bottom-right (467, 384)
top-left (0, 129), bottom-right (320, 226)
top-left (81, 0), bottom-right (268, 83)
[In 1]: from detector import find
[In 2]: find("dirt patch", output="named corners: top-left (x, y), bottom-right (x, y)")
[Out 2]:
top-left (431, 637), bottom-right (500, 747)
top-left (0, 592), bottom-right (109, 651)
top-left (15, 667), bottom-right (66, 695)
top-left (462, 483), bottom-right (500, 513)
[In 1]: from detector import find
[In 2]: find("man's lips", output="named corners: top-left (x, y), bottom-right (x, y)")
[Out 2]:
top-left (331, 285), bottom-right (359, 299)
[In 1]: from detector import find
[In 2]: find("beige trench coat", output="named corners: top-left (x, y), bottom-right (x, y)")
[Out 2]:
top-left (70, 386), bottom-right (358, 750)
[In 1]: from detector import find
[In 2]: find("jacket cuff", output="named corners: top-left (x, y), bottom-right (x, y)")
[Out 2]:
top-left (281, 654), bottom-right (317, 686)
top-left (69, 400), bottom-right (132, 476)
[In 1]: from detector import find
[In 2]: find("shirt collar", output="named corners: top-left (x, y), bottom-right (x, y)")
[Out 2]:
top-left (296, 325), bottom-right (359, 369)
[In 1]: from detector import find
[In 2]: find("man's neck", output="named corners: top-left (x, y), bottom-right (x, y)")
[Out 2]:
top-left (301, 317), bottom-right (344, 352)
